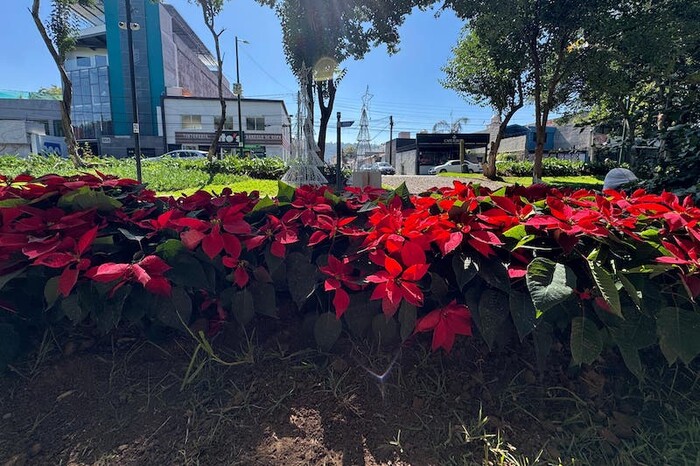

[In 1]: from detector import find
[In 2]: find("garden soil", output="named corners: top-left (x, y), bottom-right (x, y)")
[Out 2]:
top-left (0, 320), bottom-right (644, 466)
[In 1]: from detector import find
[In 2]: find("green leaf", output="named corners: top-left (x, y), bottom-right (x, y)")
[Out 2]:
top-left (533, 322), bottom-right (553, 371)
top-left (44, 276), bottom-right (60, 309)
top-left (657, 307), bottom-right (700, 365)
top-left (314, 312), bottom-right (342, 352)
top-left (392, 182), bottom-right (411, 203)
top-left (250, 282), bottom-right (277, 317)
top-left (478, 258), bottom-right (510, 293)
top-left (231, 290), bottom-right (255, 326)
top-left (398, 302), bottom-right (417, 341)
top-left (166, 253), bottom-right (212, 291)
top-left (570, 317), bottom-right (603, 365)
top-left (286, 252), bottom-right (318, 308)
top-left (156, 287), bottom-right (192, 328)
top-left (277, 180), bottom-right (295, 203)
top-left (0, 198), bottom-right (27, 207)
top-left (617, 345), bottom-right (644, 380)
top-left (526, 258), bottom-right (576, 313)
top-left (0, 267), bottom-right (26, 293)
top-left (252, 195), bottom-right (275, 212)
top-left (589, 262), bottom-right (622, 318)
top-left (429, 272), bottom-right (450, 305)
top-left (61, 294), bottom-right (86, 324)
top-left (476, 289), bottom-right (509, 350)
top-left (58, 186), bottom-right (122, 212)
top-left (323, 190), bottom-right (341, 205)
top-left (503, 224), bottom-right (528, 241)
top-left (371, 314), bottom-right (400, 346)
top-left (618, 273), bottom-right (641, 309)
top-left (118, 227), bottom-right (145, 243)
top-left (509, 291), bottom-right (537, 341)
top-left (156, 239), bottom-right (185, 260)
top-left (452, 254), bottom-right (479, 291)
top-left (342, 291), bottom-right (377, 338)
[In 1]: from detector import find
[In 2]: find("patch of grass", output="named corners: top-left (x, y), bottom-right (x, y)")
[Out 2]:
top-left (159, 179), bottom-right (279, 198)
top-left (438, 172), bottom-right (604, 189)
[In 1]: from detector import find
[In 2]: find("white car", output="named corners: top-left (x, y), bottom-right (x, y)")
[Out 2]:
top-left (428, 159), bottom-right (483, 175)
top-left (143, 149), bottom-right (208, 161)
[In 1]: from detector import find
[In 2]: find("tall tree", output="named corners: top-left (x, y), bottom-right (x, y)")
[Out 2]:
top-left (190, 0), bottom-right (227, 162)
top-left (30, 0), bottom-right (93, 167)
top-left (442, 29), bottom-right (527, 178)
top-left (446, 0), bottom-right (608, 182)
top-left (257, 0), bottom-right (434, 160)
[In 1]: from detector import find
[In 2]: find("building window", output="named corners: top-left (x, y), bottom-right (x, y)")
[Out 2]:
top-left (182, 115), bottom-right (202, 130)
top-left (53, 121), bottom-right (64, 137)
top-left (214, 116), bottom-right (234, 130)
top-left (246, 117), bottom-right (265, 131)
top-left (95, 55), bottom-right (107, 66)
top-left (76, 56), bottom-right (91, 67)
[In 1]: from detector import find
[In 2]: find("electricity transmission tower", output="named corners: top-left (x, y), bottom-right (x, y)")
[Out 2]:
top-left (354, 87), bottom-right (373, 169)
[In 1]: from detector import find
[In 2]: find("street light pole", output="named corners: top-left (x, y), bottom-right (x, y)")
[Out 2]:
top-left (235, 36), bottom-right (247, 158)
top-left (124, 0), bottom-right (141, 182)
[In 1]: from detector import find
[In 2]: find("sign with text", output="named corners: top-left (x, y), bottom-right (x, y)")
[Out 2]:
top-left (245, 133), bottom-right (283, 145)
top-left (175, 131), bottom-right (243, 149)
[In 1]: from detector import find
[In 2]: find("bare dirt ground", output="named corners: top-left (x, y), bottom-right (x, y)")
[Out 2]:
top-left (2, 314), bottom-right (689, 466)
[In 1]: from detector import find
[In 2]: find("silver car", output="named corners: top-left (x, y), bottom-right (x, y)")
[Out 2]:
top-left (143, 150), bottom-right (208, 161)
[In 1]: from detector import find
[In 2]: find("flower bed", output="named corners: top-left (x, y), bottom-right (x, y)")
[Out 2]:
top-left (1, 172), bottom-right (699, 376)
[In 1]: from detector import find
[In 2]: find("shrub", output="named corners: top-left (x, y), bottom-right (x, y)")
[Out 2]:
top-left (1, 172), bottom-right (700, 378)
top-left (496, 158), bottom-right (586, 177)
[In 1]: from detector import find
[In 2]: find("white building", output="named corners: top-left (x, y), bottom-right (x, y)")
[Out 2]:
top-left (0, 97), bottom-right (67, 157)
top-left (161, 95), bottom-right (292, 159)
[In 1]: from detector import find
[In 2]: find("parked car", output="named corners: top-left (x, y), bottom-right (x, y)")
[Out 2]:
top-left (428, 159), bottom-right (483, 175)
top-left (358, 161), bottom-right (396, 175)
top-left (143, 149), bottom-right (208, 161)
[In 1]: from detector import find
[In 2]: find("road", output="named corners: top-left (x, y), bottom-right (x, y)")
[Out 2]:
top-left (381, 174), bottom-right (507, 193)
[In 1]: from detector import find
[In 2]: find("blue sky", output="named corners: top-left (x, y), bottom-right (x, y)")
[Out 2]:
top-left (1, 0), bottom-right (541, 144)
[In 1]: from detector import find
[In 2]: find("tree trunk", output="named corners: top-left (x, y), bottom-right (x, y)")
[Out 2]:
top-left (316, 78), bottom-right (336, 161)
top-left (30, 0), bottom-right (85, 168)
top-left (484, 101), bottom-right (522, 179)
top-left (200, 4), bottom-right (225, 162)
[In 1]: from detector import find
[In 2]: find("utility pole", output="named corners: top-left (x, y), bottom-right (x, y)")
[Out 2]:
top-left (336, 112), bottom-right (342, 192)
top-left (389, 115), bottom-right (394, 165)
top-left (235, 36), bottom-right (246, 158)
top-left (124, 0), bottom-right (141, 182)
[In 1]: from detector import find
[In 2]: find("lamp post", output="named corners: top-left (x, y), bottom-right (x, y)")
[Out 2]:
top-left (120, 0), bottom-right (142, 182)
top-left (336, 112), bottom-right (354, 192)
top-left (235, 36), bottom-right (248, 158)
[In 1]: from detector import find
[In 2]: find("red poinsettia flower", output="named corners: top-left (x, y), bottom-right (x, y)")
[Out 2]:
top-left (86, 255), bottom-right (172, 296)
top-left (307, 214), bottom-right (357, 246)
top-left (245, 211), bottom-right (299, 258)
top-left (32, 226), bottom-right (99, 297)
top-left (365, 246), bottom-right (429, 317)
top-left (171, 205), bottom-right (250, 259)
top-left (289, 185), bottom-right (334, 224)
top-left (415, 300), bottom-right (472, 353)
top-left (319, 255), bottom-right (362, 318)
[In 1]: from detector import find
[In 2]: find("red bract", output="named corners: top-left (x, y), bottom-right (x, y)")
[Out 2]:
top-left (31, 226), bottom-right (98, 297)
top-left (366, 250), bottom-right (429, 317)
top-left (307, 214), bottom-right (357, 246)
top-left (86, 255), bottom-right (172, 296)
top-left (290, 185), bottom-right (334, 223)
top-left (246, 212), bottom-right (299, 258)
top-left (172, 206), bottom-right (250, 259)
top-left (319, 255), bottom-right (362, 318)
top-left (415, 300), bottom-right (472, 353)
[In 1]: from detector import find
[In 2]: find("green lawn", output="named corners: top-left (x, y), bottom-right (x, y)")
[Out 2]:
top-left (159, 179), bottom-right (280, 198)
top-left (439, 172), bottom-right (604, 189)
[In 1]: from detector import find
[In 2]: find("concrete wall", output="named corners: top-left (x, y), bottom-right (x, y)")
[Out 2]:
top-left (552, 125), bottom-right (592, 151)
top-left (395, 149), bottom-right (417, 175)
top-left (497, 135), bottom-right (528, 158)
top-left (163, 98), bottom-right (291, 159)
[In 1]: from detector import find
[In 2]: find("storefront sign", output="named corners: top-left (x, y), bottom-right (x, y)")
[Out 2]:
top-left (245, 133), bottom-right (283, 145)
top-left (175, 131), bottom-right (242, 148)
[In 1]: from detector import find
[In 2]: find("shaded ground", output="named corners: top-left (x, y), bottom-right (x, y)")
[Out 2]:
top-left (1, 321), bottom-right (699, 466)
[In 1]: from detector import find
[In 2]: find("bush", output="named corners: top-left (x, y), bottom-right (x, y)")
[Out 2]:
top-left (496, 158), bottom-right (586, 177)
top-left (1, 173), bottom-right (700, 379)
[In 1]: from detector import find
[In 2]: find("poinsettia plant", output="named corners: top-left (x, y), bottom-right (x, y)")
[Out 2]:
top-left (1, 171), bottom-right (700, 379)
